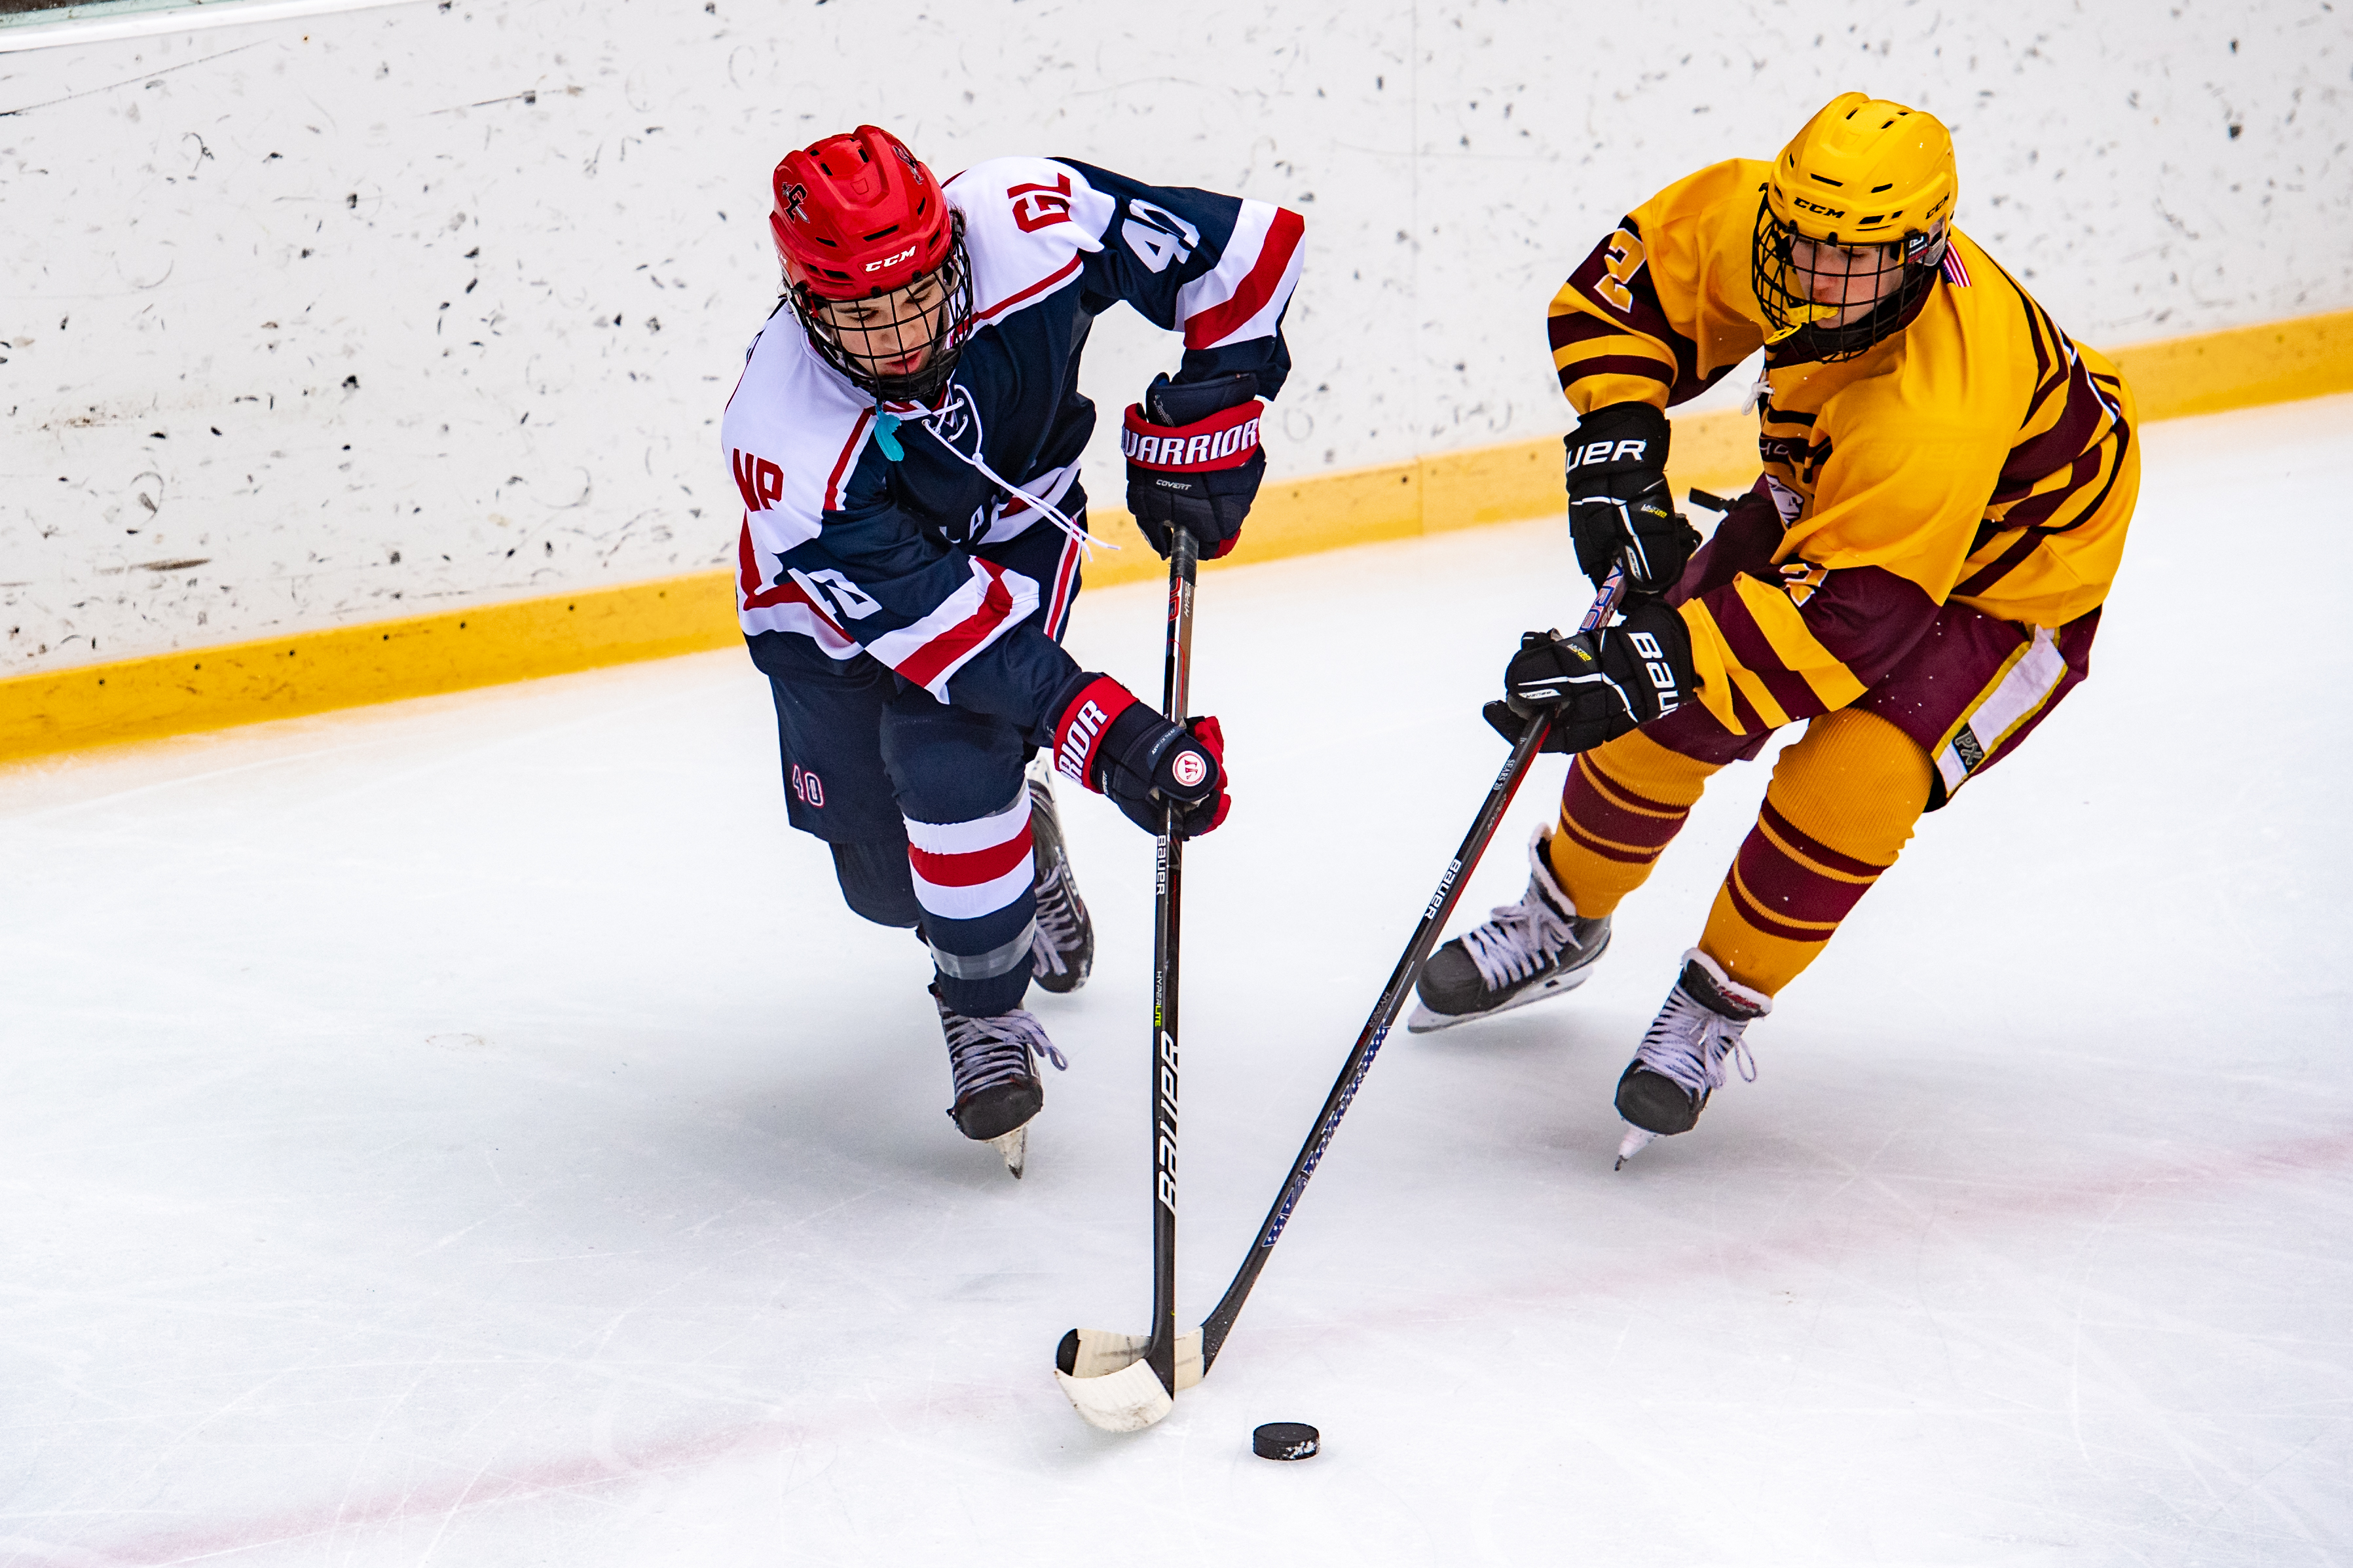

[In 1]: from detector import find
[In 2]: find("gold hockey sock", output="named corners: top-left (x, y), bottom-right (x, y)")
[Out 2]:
top-left (1699, 708), bottom-right (1933, 997)
top-left (1546, 729), bottom-right (1722, 919)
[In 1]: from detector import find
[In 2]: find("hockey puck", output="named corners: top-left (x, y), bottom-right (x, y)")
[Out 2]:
top-left (1251, 1421), bottom-right (1320, 1461)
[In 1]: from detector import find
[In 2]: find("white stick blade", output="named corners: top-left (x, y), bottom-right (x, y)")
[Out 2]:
top-left (1052, 1326), bottom-right (1204, 1431)
top-left (1056, 1356), bottom-right (1174, 1432)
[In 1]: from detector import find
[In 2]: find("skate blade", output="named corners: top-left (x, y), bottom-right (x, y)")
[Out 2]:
top-left (1405, 962), bottom-right (1601, 1034)
top-left (991, 1124), bottom-right (1028, 1179)
top-left (1614, 1125), bottom-right (1657, 1169)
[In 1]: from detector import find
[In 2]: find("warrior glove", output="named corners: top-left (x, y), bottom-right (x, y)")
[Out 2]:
top-left (1048, 672), bottom-right (1229, 837)
top-left (1124, 371), bottom-right (1264, 561)
top-left (1483, 601), bottom-right (1697, 756)
top-left (1565, 401), bottom-right (1701, 596)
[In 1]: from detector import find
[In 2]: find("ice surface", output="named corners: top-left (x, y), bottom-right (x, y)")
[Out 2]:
top-left (3, 397), bottom-right (2350, 1565)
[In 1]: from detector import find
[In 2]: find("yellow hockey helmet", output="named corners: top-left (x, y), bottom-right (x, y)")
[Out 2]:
top-left (1766, 92), bottom-right (1957, 245)
top-left (1753, 93), bottom-right (1958, 359)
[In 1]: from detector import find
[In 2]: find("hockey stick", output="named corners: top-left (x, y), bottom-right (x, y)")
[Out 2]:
top-left (1054, 528), bottom-right (1202, 1433)
top-left (1054, 566), bottom-right (1626, 1429)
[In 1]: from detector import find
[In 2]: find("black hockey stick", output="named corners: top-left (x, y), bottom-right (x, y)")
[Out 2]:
top-left (1055, 528), bottom-right (1203, 1432)
top-left (1055, 567), bottom-right (1626, 1426)
top-left (1193, 564), bottom-right (1624, 1374)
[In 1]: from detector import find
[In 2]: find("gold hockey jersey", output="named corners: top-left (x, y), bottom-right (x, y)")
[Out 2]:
top-left (1547, 158), bottom-right (2136, 737)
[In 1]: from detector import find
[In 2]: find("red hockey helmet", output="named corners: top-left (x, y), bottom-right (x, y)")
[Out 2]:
top-left (770, 126), bottom-right (974, 399)
top-left (771, 125), bottom-right (955, 299)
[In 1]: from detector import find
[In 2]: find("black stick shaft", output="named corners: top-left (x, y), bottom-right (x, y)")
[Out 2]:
top-left (1196, 568), bottom-right (1623, 1370)
top-left (1147, 530), bottom-right (1198, 1395)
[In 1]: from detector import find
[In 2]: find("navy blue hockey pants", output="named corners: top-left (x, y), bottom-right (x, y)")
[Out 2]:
top-left (752, 632), bottom-right (1038, 1017)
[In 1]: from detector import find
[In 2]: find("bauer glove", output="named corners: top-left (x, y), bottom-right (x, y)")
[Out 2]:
top-left (1048, 671), bottom-right (1230, 837)
top-left (1482, 600), bottom-right (1696, 756)
top-left (1124, 371), bottom-right (1264, 561)
top-left (1565, 402), bottom-right (1701, 597)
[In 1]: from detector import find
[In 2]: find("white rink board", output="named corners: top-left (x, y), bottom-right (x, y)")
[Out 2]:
top-left (3, 0), bottom-right (2349, 674)
top-left (3, 396), bottom-right (2350, 1565)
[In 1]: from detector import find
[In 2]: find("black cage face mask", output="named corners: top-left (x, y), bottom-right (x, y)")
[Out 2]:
top-left (789, 214), bottom-right (976, 403)
top-left (1751, 196), bottom-right (1944, 363)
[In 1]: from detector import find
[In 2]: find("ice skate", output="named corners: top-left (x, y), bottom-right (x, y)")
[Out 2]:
top-left (1612, 949), bottom-right (1770, 1165)
top-left (1409, 826), bottom-right (1611, 1032)
top-left (1024, 759), bottom-right (1094, 994)
top-left (934, 987), bottom-right (1068, 1178)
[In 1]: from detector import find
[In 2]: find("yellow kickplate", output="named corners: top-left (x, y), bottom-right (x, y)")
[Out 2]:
top-left (9, 308), bottom-right (2349, 764)
top-left (0, 570), bottom-right (740, 764)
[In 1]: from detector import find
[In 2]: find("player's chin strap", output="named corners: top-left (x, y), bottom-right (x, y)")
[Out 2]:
top-left (871, 384), bottom-right (1115, 559)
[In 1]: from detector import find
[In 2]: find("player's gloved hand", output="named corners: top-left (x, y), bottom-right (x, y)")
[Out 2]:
top-left (1565, 401), bottom-right (1701, 596)
top-left (1049, 672), bottom-right (1230, 837)
top-left (1124, 371), bottom-right (1264, 561)
top-left (1481, 600), bottom-right (1697, 755)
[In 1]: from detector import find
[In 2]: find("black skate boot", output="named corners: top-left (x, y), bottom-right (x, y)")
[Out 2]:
top-left (933, 985), bottom-right (1067, 1178)
top-left (1408, 826), bottom-right (1612, 1032)
top-left (1613, 949), bottom-right (1771, 1165)
top-left (1024, 759), bottom-right (1094, 994)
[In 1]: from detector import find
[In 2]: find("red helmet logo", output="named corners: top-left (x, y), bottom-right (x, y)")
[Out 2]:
top-left (769, 125), bottom-right (955, 301)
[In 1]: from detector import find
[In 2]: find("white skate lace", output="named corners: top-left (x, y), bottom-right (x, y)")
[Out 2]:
top-left (1631, 987), bottom-right (1758, 1100)
top-left (885, 383), bottom-right (1111, 558)
top-left (1029, 860), bottom-right (1086, 978)
top-left (1460, 884), bottom-right (1579, 991)
top-left (944, 1007), bottom-right (1069, 1104)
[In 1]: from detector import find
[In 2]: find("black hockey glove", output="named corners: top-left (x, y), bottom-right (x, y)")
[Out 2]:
top-left (1124, 371), bottom-right (1264, 561)
top-left (1481, 600), bottom-right (1697, 756)
top-left (1565, 401), bottom-right (1701, 596)
top-left (1048, 672), bottom-right (1230, 837)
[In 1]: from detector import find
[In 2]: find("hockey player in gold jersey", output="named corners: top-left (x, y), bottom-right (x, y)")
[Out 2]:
top-left (1412, 93), bottom-right (2138, 1159)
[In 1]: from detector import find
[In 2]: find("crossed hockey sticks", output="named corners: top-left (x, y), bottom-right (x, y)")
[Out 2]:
top-left (1054, 564), bottom-right (1628, 1433)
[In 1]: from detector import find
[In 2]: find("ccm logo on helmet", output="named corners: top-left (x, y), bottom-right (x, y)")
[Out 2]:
top-left (1629, 630), bottom-right (1682, 714)
top-left (1792, 194), bottom-right (1847, 219)
top-left (864, 245), bottom-right (917, 273)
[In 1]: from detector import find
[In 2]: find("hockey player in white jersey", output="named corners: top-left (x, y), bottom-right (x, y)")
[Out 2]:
top-left (721, 126), bottom-right (1303, 1171)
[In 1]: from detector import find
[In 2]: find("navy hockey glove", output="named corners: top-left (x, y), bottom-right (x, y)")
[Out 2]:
top-left (1049, 672), bottom-right (1230, 837)
top-left (1565, 402), bottom-right (1701, 596)
top-left (1482, 600), bottom-right (1696, 755)
top-left (1124, 371), bottom-right (1264, 561)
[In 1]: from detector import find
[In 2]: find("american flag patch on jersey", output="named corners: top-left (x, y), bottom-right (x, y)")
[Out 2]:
top-left (1941, 247), bottom-right (1973, 287)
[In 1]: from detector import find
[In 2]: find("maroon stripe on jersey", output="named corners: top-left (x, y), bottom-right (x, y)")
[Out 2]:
top-left (1724, 678), bottom-right (1769, 737)
top-left (1999, 370), bottom-right (2112, 496)
top-left (1548, 312), bottom-right (1627, 352)
top-left (1557, 353), bottom-right (1675, 390)
top-left (1730, 829), bottom-right (1880, 930)
top-left (1559, 812), bottom-right (1659, 866)
top-left (2073, 414), bottom-right (2132, 522)
top-left (1563, 757), bottom-right (1691, 853)
top-left (1758, 799), bottom-right (1889, 879)
top-left (1559, 217), bottom-right (1719, 403)
top-left (1796, 566), bottom-right (1940, 686)
top-left (1723, 862), bottom-right (1833, 943)
top-left (1700, 584), bottom-right (1831, 721)
top-left (1999, 445), bottom-right (2111, 530)
top-left (1994, 255), bottom-right (2057, 390)
top-left (1952, 528), bottom-right (2047, 600)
